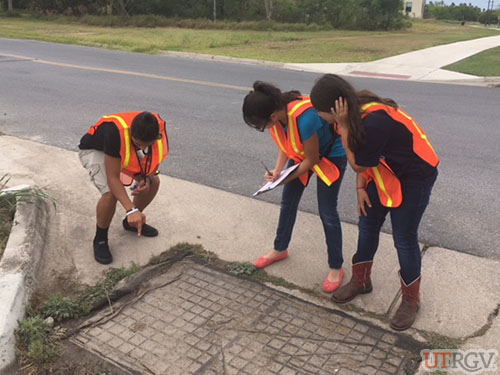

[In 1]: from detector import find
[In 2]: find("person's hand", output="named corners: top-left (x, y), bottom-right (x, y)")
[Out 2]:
top-left (265, 169), bottom-right (281, 182)
top-left (127, 211), bottom-right (146, 236)
top-left (357, 188), bottom-right (372, 217)
top-left (131, 178), bottom-right (150, 196)
top-left (330, 97), bottom-right (350, 134)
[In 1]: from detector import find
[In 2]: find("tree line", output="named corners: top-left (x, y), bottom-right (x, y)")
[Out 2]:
top-left (3, 0), bottom-right (409, 30)
top-left (425, 1), bottom-right (499, 24)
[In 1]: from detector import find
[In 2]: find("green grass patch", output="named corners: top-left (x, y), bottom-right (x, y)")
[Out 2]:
top-left (38, 294), bottom-right (84, 322)
top-left (0, 16), bottom-right (498, 63)
top-left (149, 242), bottom-right (218, 265)
top-left (0, 173), bottom-right (54, 259)
top-left (443, 46), bottom-right (500, 77)
top-left (227, 262), bottom-right (257, 276)
top-left (16, 316), bottom-right (58, 363)
top-left (0, 211), bottom-right (12, 258)
top-left (79, 263), bottom-right (141, 313)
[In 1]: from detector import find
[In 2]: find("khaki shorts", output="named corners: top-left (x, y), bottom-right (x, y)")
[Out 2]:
top-left (78, 149), bottom-right (110, 195)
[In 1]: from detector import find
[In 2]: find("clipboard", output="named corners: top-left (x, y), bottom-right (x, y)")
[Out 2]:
top-left (253, 163), bottom-right (300, 197)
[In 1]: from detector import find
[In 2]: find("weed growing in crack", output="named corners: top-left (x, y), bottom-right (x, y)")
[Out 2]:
top-left (227, 262), bottom-right (257, 276)
top-left (38, 294), bottom-right (84, 322)
top-left (79, 264), bottom-right (141, 313)
top-left (15, 316), bottom-right (58, 363)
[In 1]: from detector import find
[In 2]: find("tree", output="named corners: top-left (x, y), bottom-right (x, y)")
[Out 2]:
top-left (478, 10), bottom-right (498, 24)
top-left (426, 1), bottom-right (481, 21)
top-left (7, 0), bottom-right (12, 11)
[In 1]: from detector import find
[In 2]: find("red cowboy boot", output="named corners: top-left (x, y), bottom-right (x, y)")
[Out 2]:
top-left (331, 254), bottom-right (373, 304)
top-left (390, 271), bottom-right (421, 331)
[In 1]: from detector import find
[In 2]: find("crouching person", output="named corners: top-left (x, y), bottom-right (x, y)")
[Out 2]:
top-left (78, 111), bottom-right (169, 264)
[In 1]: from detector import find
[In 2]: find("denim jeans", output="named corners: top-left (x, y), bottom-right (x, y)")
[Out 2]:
top-left (274, 156), bottom-right (347, 270)
top-left (356, 179), bottom-right (436, 284)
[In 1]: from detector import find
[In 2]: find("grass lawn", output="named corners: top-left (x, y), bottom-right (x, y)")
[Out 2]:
top-left (443, 46), bottom-right (500, 77)
top-left (0, 16), bottom-right (498, 63)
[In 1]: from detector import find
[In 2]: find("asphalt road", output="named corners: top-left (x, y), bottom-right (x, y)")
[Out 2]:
top-left (1, 38), bottom-right (499, 260)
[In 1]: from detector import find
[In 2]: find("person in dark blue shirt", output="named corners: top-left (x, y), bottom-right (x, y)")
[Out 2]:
top-left (311, 74), bottom-right (438, 331)
top-left (242, 81), bottom-right (347, 293)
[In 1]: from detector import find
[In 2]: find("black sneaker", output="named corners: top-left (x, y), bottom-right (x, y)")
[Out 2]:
top-left (122, 218), bottom-right (159, 237)
top-left (93, 239), bottom-right (113, 264)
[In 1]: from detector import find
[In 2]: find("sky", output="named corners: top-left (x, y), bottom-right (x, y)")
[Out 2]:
top-left (440, 0), bottom-right (497, 9)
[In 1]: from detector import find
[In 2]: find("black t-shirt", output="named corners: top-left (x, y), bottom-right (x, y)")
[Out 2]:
top-left (355, 110), bottom-right (438, 185)
top-left (79, 122), bottom-right (121, 158)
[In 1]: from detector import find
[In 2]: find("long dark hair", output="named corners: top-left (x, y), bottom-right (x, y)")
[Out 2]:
top-left (310, 74), bottom-right (398, 153)
top-left (357, 89), bottom-right (398, 108)
top-left (242, 81), bottom-right (301, 130)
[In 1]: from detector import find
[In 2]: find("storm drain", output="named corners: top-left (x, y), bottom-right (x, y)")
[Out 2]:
top-left (71, 260), bottom-right (422, 375)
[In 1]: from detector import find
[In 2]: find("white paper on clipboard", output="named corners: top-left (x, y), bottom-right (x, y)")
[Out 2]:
top-left (252, 163), bottom-right (300, 197)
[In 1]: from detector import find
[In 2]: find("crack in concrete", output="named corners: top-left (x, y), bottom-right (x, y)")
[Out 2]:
top-left (463, 303), bottom-right (500, 341)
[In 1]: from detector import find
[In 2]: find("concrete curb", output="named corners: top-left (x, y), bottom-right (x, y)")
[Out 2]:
top-left (0, 185), bottom-right (49, 372)
top-left (162, 50), bottom-right (287, 69)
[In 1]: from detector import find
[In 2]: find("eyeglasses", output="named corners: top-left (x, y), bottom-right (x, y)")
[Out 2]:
top-left (244, 115), bottom-right (270, 132)
top-left (252, 119), bottom-right (270, 132)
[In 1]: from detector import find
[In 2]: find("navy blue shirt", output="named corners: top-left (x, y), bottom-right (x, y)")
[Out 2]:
top-left (355, 110), bottom-right (437, 184)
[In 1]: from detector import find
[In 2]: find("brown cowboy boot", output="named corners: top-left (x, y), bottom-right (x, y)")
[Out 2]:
top-left (331, 254), bottom-right (373, 304)
top-left (390, 272), bottom-right (421, 331)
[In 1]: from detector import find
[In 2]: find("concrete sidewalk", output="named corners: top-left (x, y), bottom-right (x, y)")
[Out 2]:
top-left (285, 35), bottom-right (500, 82)
top-left (1, 135), bottom-right (499, 373)
top-left (164, 34), bottom-right (500, 85)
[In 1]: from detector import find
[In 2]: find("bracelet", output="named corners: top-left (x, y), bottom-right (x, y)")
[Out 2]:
top-left (126, 207), bottom-right (139, 216)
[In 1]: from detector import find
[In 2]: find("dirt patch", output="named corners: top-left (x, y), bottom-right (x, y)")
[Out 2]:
top-left (12, 341), bottom-right (131, 375)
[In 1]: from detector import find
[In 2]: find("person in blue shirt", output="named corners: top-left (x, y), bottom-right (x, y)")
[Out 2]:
top-left (242, 81), bottom-right (347, 293)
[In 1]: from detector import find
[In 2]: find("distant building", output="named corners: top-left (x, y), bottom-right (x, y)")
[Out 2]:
top-left (403, 0), bottom-right (426, 18)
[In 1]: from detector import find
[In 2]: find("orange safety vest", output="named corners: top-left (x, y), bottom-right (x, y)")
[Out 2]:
top-left (88, 112), bottom-right (169, 185)
top-left (269, 97), bottom-right (340, 187)
top-left (360, 102), bottom-right (439, 208)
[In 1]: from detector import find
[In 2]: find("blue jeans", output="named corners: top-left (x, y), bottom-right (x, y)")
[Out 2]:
top-left (356, 179), bottom-right (435, 284)
top-left (274, 157), bottom-right (347, 270)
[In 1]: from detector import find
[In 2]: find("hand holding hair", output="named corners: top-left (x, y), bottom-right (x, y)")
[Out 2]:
top-left (330, 97), bottom-right (350, 130)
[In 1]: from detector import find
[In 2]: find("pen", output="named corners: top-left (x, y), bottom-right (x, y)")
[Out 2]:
top-left (261, 161), bottom-right (271, 175)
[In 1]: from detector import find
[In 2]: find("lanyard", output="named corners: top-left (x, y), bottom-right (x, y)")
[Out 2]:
top-left (134, 146), bottom-right (152, 181)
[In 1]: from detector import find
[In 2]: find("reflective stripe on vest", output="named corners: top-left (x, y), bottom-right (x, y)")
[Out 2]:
top-left (88, 112), bottom-right (169, 181)
top-left (365, 160), bottom-right (402, 208)
top-left (269, 97), bottom-right (340, 187)
top-left (102, 114), bottom-right (133, 168)
top-left (288, 99), bottom-right (311, 156)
